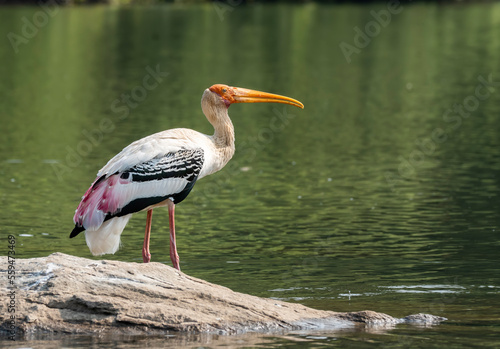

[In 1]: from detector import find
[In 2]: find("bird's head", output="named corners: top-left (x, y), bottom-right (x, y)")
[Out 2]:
top-left (204, 84), bottom-right (304, 110)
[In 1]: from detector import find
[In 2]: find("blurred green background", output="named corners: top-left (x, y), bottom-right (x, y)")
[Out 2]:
top-left (1, 1), bottom-right (500, 347)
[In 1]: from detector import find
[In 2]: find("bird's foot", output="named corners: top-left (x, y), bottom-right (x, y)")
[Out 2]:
top-left (170, 251), bottom-right (180, 271)
top-left (142, 248), bottom-right (151, 263)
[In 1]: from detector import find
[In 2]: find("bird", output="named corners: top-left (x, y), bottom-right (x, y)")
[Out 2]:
top-left (69, 84), bottom-right (304, 271)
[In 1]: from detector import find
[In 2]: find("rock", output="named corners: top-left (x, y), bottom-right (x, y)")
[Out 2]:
top-left (403, 313), bottom-right (448, 326)
top-left (0, 253), bottom-right (446, 337)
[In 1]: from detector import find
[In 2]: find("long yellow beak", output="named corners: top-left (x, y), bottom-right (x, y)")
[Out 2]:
top-left (210, 84), bottom-right (304, 109)
top-left (231, 87), bottom-right (304, 109)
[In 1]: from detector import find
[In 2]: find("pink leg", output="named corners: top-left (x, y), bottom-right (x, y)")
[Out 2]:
top-left (167, 200), bottom-right (180, 271)
top-left (142, 209), bottom-right (153, 263)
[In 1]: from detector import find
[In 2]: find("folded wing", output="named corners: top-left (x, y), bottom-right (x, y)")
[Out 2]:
top-left (70, 148), bottom-right (204, 237)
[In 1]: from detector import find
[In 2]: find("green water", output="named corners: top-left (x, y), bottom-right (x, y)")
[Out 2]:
top-left (1, 2), bottom-right (500, 347)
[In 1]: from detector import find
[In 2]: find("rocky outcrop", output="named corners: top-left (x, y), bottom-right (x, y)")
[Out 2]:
top-left (0, 253), bottom-right (445, 337)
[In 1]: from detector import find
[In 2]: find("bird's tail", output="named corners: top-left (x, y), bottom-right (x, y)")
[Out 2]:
top-left (85, 215), bottom-right (131, 256)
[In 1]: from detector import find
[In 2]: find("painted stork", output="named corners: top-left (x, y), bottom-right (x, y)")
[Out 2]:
top-left (70, 84), bottom-right (304, 270)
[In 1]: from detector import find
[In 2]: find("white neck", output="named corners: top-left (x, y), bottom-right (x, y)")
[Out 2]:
top-left (201, 92), bottom-right (236, 171)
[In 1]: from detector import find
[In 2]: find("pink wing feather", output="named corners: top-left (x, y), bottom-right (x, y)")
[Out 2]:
top-left (73, 175), bottom-right (129, 231)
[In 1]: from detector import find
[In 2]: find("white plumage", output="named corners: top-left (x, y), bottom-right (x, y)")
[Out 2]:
top-left (85, 215), bottom-right (131, 256)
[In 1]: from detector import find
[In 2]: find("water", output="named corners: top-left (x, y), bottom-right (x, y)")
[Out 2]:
top-left (1, 2), bottom-right (500, 347)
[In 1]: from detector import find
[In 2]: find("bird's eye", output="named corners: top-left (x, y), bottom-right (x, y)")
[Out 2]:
top-left (222, 88), bottom-right (227, 93)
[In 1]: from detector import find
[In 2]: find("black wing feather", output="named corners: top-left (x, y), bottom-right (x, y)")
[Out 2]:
top-left (120, 148), bottom-right (204, 183)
